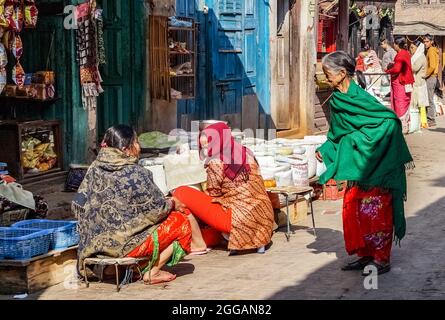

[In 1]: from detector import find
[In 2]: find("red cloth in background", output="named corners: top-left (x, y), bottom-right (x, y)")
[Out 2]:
top-left (385, 49), bottom-right (415, 85)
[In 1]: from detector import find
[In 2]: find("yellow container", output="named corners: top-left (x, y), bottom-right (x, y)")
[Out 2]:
top-left (264, 179), bottom-right (277, 188)
top-left (420, 106), bottom-right (428, 128)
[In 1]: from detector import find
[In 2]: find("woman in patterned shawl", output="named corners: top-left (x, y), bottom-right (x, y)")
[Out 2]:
top-left (72, 125), bottom-right (192, 285)
top-left (173, 123), bottom-right (274, 254)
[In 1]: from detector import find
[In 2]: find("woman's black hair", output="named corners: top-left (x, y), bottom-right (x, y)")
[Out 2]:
top-left (102, 125), bottom-right (137, 150)
top-left (322, 51), bottom-right (367, 89)
top-left (394, 36), bottom-right (407, 50)
top-left (424, 34), bottom-right (434, 42)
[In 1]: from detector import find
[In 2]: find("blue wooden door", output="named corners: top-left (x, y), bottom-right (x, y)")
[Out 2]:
top-left (207, 0), bottom-right (263, 130)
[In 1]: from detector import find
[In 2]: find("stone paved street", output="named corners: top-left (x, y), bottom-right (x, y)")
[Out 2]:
top-left (2, 117), bottom-right (445, 300)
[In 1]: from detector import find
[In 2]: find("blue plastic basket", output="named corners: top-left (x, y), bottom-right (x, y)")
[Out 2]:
top-left (12, 219), bottom-right (79, 250)
top-left (0, 227), bottom-right (52, 260)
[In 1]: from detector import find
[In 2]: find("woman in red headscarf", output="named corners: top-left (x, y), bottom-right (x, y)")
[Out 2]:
top-left (173, 123), bottom-right (274, 254)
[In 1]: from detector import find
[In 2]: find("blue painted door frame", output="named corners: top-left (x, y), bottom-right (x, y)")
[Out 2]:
top-left (175, 0), bottom-right (270, 129)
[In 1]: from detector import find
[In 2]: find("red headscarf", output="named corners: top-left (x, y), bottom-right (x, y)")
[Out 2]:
top-left (199, 123), bottom-right (253, 181)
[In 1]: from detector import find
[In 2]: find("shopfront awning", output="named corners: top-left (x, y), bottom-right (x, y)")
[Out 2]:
top-left (394, 22), bottom-right (445, 36)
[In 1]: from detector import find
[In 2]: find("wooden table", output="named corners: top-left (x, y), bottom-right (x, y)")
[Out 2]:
top-left (267, 186), bottom-right (317, 241)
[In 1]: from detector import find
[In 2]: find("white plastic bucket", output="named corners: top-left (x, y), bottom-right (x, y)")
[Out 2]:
top-left (409, 108), bottom-right (420, 134)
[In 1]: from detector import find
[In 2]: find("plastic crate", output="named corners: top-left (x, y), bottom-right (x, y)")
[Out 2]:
top-left (323, 180), bottom-right (347, 200)
top-left (0, 227), bottom-right (52, 260)
top-left (12, 219), bottom-right (79, 250)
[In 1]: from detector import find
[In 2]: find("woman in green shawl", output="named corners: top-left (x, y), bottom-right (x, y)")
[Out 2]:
top-left (317, 51), bottom-right (413, 276)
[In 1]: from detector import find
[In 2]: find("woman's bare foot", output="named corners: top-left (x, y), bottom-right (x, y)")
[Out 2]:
top-left (144, 270), bottom-right (177, 285)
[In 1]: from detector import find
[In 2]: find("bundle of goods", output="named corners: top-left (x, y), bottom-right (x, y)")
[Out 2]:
top-left (139, 149), bottom-right (207, 195)
top-left (138, 131), bottom-right (182, 153)
top-left (21, 136), bottom-right (58, 173)
top-left (1, 70), bottom-right (56, 99)
top-left (0, 0), bottom-right (39, 93)
top-left (74, 0), bottom-right (106, 110)
top-left (0, 180), bottom-right (48, 227)
top-left (244, 135), bottom-right (328, 189)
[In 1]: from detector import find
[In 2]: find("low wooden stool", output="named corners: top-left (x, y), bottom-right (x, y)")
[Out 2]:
top-left (83, 257), bottom-right (150, 292)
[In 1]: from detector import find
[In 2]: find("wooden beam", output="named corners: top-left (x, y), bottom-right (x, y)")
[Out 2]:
top-left (337, 0), bottom-right (350, 51)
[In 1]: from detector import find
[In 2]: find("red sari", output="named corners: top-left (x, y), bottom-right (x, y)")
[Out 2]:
top-left (343, 186), bottom-right (394, 263)
top-left (126, 212), bottom-right (192, 259)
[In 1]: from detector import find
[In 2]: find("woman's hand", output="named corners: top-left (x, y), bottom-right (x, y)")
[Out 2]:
top-left (315, 151), bottom-right (323, 162)
top-left (171, 196), bottom-right (187, 213)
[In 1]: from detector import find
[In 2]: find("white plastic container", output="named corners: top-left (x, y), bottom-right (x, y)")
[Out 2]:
top-left (409, 108), bottom-right (421, 134)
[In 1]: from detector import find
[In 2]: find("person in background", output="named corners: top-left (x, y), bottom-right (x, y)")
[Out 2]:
top-left (423, 34), bottom-right (440, 127)
top-left (409, 40), bottom-right (430, 129)
top-left (317, 51), bottom-right (413, 276)
top-left (355, 44), bottom-right (369, 72)
top-left (385, 36), bottom-right (415, 134)
top-left (380, 39), bottom-right (397, 90)
top-left (363, 46), bottom-right (383, 96)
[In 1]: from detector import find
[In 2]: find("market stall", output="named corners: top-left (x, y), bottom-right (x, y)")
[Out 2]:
top-left (0, 0), bottom-right (63, 182)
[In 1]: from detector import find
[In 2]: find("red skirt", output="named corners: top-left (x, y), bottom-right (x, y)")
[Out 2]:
top-left (343, 186), bottom-right (394, 263)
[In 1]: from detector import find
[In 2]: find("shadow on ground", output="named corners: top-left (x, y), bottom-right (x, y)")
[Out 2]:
top-left (267, 191), bottom-right (445, 300)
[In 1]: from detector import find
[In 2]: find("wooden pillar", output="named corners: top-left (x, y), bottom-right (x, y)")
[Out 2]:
top-left (280, 0), bottom-right (317, 137)
top-left (337, 0), bottom-right (350, 51)
top-left (86, 99), bottom-right (97, 164)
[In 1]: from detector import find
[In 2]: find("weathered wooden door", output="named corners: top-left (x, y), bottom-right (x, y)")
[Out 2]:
top-left (207, 0), bottom-right (261, 130)
top-left (271, 0), bottom-right (291, 129)
top-left (97, 0), bottom-right (145, 137)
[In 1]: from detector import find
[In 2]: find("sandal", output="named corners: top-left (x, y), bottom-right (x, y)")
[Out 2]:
top-left (341, 257), bottom-right (373, 271)
top-left (188, 248), bottom-right (212, 256)
top-left (362, 261), bottom-right (391, 276)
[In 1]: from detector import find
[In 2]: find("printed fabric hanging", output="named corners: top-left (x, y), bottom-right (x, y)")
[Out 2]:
top-left (0, 0), bottom-right (38, 88)
top-left (74, 0), bottom-right (106, 110)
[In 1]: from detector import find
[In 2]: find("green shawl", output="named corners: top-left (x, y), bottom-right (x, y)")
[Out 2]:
top-left (317, 80), bottom-right (413, 242)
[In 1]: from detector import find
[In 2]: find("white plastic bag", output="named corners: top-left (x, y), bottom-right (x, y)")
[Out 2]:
top-left (163, 150), bottom-right (207, 192)
top-left (144, 165), bottom-right (168, 196)
top-left (275, 170), bottom-right (293, 187)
